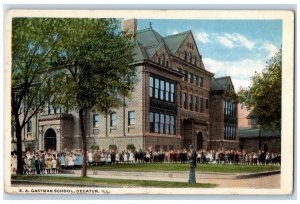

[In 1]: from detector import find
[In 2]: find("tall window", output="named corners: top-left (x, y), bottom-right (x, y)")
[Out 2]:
top-left (195, 75), bottom-right (199, 86)
top-left (150, 112), bottom-right (154, 132)
top-left (170, 115), bottom-right (175, 134)
top-left (200, 77), bottom-right (204, 87)
top-left (165, 82), bottom-right (170, 102)
top-left (154, 113), bottom-right (159, 133)
top-left (128, 111), bottom-right (135, 125)
top-left (93, 114), bottom-right (100, 128)
top-left (170, 84), bottom-right (175, 103)
top-left (160, 114), bottom-right (165, 134)
top-left (183, 93), bottom-right (188, 109)
top-left (27, 120), bottom-right (32, 133)
top-left (149, 77), bottom-right (154, 97)
top-left (150, 112), bottom-right (176, 135)
top-left (154, 78), bottom-right (159, 99)
top-left (224, 125), bottom-right (236, 140)
top-left (189, 94), bottom-right (193, 111)
top-left (160, 80), bottom-right (165, 100)
top-left (206, 99), bottom-right (209, 110)
top-left (149, 76), bottom-right (175, 103)
top-left (195, 96), bottom-right (199, 112)
top-left (200, 97), bottom-right (204, 113)
top-left (110, 113), bottom-right (117, 127)
top-left (184, 71), bottom-right (188, 82)
top-left (188, 73), bottom-right (193, 84)
top-left (165, 115), bottom-right (170, 134)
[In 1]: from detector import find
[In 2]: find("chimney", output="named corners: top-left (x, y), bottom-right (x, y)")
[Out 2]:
top-left (123, 18), bottom-right (137, 40)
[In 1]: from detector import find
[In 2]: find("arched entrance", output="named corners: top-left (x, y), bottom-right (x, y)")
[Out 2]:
top-left (44, 128), bottom-right (57, 151)
top-left (196, 132), bottom-right (203, 150)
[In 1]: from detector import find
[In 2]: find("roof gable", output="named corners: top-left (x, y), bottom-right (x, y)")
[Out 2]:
top-left (136, 28), bottom-right (163, 48)
top-left (163, 31), bottom-right (190, 54)
top-left (215, 76), bottom-right (234, 91)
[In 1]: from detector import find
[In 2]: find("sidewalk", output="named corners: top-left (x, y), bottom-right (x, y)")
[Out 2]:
top-left (11, 170), bottom-right (281, 188)
top-left (63, 169), bottom-right (280, 180)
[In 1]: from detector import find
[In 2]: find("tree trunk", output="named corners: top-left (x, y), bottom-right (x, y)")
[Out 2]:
top-left (15, 122), bottom-right (23, 174)
top-left (79, 108), bottom-right (88, 177)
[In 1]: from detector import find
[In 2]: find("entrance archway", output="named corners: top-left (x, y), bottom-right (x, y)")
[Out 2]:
top-left (196, 132), bottom-right (203, 150)
top-left (44, 128), bottom-right (57, 151)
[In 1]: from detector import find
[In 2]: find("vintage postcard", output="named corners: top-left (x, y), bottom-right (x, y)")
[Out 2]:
top-left (4, 9), bottom-right (294, 195)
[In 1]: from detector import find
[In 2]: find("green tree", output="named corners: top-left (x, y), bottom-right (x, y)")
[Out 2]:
top-left (53, 18), bottom-right (136, 177)
top-left (238, 50), bottom-right (282, 129)
top-left (11, 18), bottom-right (62, 174)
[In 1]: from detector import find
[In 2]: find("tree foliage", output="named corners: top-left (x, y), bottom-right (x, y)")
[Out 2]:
top-left (238, 50), bottom-right (282, 129)
top-left (12, 18), bottom-right (63, 174)
top-left (11, 18), bottom-right (137, 176)
top-left (51, 18), bottom-right (137, 176)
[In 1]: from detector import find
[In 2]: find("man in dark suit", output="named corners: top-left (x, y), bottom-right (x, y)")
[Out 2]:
top-left (188, 145), bottom-right (197, 184)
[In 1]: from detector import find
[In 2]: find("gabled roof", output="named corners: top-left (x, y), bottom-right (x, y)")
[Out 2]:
top-left (134, 28), bottom-right (192, 61)
top-left (134, 41), bottom-right (149, 61)
top-left (163, 31), bottom-right (191, 54)
top-left (136, 28), bottom-right (163, 48)
top-left (215, 76), bottom-right (231, 90)
top-left (211, 77), bottom-right (223, 91)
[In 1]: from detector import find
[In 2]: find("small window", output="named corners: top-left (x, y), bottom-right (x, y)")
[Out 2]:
top-left (128, 111), bottom-right (135, 125)
top-left (110, 113), bottom-right (117, 127)
top-left (27, 120), bottom-right (32, 133)
top-left (49, 103), bottom-right (55, 114)
top-left (206, 99), bottom-right (209, 110)
top-left (93, 114), bottom-right (100, 128)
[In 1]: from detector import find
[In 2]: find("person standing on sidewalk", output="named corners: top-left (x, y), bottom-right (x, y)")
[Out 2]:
top-left (188, 145), bottom-right (197, 184)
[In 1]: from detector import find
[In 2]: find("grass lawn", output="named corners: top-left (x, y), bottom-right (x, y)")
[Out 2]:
top-left (11, 175), bottom-right (217, 188)
top-left (89, 163), bottom-right (280, 173)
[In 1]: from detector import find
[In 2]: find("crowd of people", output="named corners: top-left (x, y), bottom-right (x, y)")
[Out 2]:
top-left (11, 147), bottom-right (281, 175)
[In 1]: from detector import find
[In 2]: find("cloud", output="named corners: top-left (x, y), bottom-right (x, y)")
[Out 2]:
top-left (215, 33), bottom-right (255, 50)
top-left (196, 32), bottom-right (211, 43)
top-left (203, 57), bottom-right (266, 90)
top-left (224, 33), bottom-right (255, 50)
top-left (260, 42), bottom-right (279, 58)
top-left (216, 36), bottom-right (234, 48)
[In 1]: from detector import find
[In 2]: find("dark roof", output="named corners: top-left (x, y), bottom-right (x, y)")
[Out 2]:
top-left (136, 28), bottom-right (163, 47)
top-left (238, 128), bottom-right (281, 139)
top-left (211, 76), bottom-right (232, 91)
top-left (134, 28), bottom-right (191, 61)
top-left (163, 31), bottom-right (191, 54)
top-left (134, 41), bottom-right (149, 61)
top-left (211, 77), bottom-right (223, 91)
top-left (215, 76), bottom-right (231, 90)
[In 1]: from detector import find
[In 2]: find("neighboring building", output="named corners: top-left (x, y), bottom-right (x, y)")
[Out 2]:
top-left (238, 103), bottom-right (251, 128)
top-left (210, 77), bottom-right (239, 150)
top-left (238, 109), bottom-right (281, 153)
top-left (12, 19), bottom-right (238, 152)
